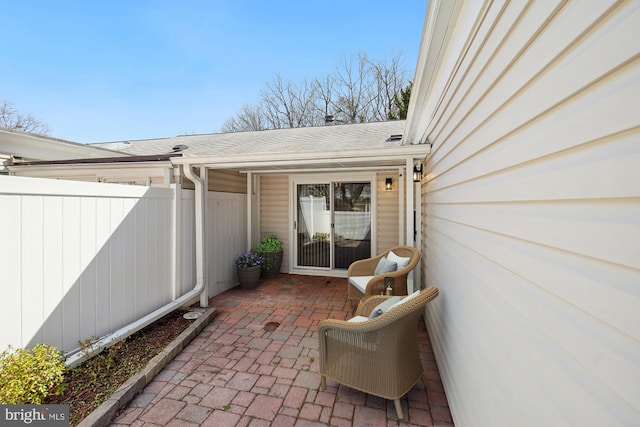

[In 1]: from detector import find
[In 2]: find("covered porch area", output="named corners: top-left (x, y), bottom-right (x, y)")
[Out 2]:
top-left (112, 274), bottom-right (453, 426)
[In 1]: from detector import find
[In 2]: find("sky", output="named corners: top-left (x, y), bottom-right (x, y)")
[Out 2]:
top-left (2, 1), bottom-right (427, 143)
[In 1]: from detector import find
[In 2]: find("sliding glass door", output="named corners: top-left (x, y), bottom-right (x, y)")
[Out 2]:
top-left (295, 178), bottom-right (371, 270)
top-left (296, 183), bottom-right (331, 268)
top-left (333, 182), bottom-right (371, 269)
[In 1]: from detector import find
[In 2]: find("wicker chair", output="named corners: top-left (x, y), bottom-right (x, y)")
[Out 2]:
top-left (347, 245), bottom-right (420, 302)
top-left (318, 286), bottom-right (439, 420)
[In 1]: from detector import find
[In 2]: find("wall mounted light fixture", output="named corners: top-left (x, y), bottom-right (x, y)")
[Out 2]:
top-left (413, 163), bottom-right (423, 182)
top-left (385, 178), bottom-right (393, 190)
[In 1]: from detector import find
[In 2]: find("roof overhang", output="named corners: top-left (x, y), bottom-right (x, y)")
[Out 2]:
top-left (404, 0), bottom-right (466, 145)
top-left (170, 145), bottom-right (431, 173)
top-left (0, 127), bottom-right (129, 161)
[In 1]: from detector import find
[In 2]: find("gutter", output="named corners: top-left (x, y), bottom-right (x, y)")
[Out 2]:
top-left (65, 165), bottom-right (207, 367)
top-left (11, 153), bottom-right (181, 166)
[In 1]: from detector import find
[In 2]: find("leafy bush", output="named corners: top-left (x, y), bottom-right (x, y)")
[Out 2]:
top-left (0, 344), bottom-right (66, 404)
top-left (256, 234), bottom-right (283, 253)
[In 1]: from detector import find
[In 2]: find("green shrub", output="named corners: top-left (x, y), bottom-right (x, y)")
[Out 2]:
top-left (0, 344), bottom-right (66, 404)
top-left (255, 234), bottom-right (283, 253)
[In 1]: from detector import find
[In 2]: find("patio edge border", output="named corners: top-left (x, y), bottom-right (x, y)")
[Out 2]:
top-left (77, 306), bottom-right (218, 427)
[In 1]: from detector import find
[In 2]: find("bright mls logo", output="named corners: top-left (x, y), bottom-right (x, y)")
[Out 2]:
top-left (1, 405), bottom-right (69, 426)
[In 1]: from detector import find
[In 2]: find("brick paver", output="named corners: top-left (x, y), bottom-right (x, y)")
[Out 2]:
top-left (111, 274), bottom-right (453, 426)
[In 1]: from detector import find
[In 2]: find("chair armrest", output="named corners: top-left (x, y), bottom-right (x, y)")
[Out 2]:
top-left (363, 275), bottom-right (387, 296)
top-left (363, 254), bottom-right (421, 297)
top-left (364, 270), bottom-right (410, 297)
top-left (318, 316), bottom-right (389, 336)
top-left (355, 295), bottom-right (394, 317)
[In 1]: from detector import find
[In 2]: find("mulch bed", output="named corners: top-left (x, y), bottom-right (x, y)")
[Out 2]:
top-left (45, 309), bottom-right (192, 426)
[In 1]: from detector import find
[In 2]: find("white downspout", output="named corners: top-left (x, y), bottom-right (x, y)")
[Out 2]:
top-left (65, 164), bottom-right (208, 368)
top-left (398, 167), bottom-right (405, 245)
top-left (406, 157), bottom-right (416, 292)
top-left (247, 171), bottom-right (253, 250)
top-left (405, 158), bottom-right (414, 246)
top-left (198, 166), bottom-right (209, 307)
top-left (171, 180), bottom-right (181, 300)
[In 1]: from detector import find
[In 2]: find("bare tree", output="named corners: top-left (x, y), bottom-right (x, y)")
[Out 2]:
top-left (220, 103), bottom-right (267, 132)
top-left (260, 75), bottom-right (319, 129)
top-left (314, 74), bottom-right (337, 124)
top-left (331, 52), bottom-right (374, 124)
top-left (220, 51), bottom-right (410, 132)
top-left (369, 53), bottom-right (407, 121)
top-left (0, 100), bottom-right (50, 135)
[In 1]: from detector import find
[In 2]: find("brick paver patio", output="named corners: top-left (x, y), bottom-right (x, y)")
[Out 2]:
top-left (112, 274), bottom-right (453, 426)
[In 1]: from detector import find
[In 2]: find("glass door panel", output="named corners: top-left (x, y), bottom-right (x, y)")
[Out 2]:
top-left (333, 182), bottom-right (371, 269)
top-left (296, 184), bottom-right (331, 268)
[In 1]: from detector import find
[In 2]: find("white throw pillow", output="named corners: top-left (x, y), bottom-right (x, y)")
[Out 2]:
top-left (347, 316), bottom-right (369, 322)
top-left (374, 257), bottom-right (397, 275)
top-left (388, 290), bottom-right (421, 312)
top-left (387, 250), bottom-right (411, 270)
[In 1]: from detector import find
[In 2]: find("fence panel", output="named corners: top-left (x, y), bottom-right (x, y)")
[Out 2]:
top-left (0, 176), bottom-right (175, 354)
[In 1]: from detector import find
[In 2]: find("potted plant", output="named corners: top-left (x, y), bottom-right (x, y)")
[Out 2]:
top-left (234, 251), bottom-right (265, 289)
top-left (255, 234), bottom-right (283, 279)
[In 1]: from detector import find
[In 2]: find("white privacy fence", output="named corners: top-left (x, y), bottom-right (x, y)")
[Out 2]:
top-left (0, 175), bottom-right (246, 355)
top-left (0, 176), bottom-right (176, 353)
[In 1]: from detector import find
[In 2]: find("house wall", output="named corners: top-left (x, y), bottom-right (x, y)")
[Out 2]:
top-left (259, 175), bottom-right (290, 273)
top-left (376, 171), bottom-right (400, 253)
top-left (258, 172), bottom-right (403, 274)
top-left (180, 169), bottom-right (247, 193)
top-left (208, 170), bottom-right (246, 193)
top-left (0, 176), bottom-right (180, 353)
top-left (206, 191), bottom-right (249, 295)
top-left (415, 1), bottom-right (640, 426)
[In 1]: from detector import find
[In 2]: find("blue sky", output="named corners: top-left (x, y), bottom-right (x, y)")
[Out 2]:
top-left (2, 1), bottom-right (426, 143)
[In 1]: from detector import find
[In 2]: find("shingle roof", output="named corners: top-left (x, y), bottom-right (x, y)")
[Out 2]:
top-left (95, 121), bottom-right (407, 157)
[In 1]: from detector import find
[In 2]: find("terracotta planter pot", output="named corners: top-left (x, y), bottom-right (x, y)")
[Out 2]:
top-left (237, 265), bottom-right (261, 289)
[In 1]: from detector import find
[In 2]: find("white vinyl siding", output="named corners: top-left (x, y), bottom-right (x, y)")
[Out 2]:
top-left (261, 173), bottom-right (405, 274)
top-left (206, 191), bottom-right (248, 295)
top-left (259, 175), bottom-right (290, 272)
top-left (207, 170), bottom-right (247, 194)
top-left (376, 172), bottom-right (400, 253)
top-left (413, 1), bottom-right (640, 426)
